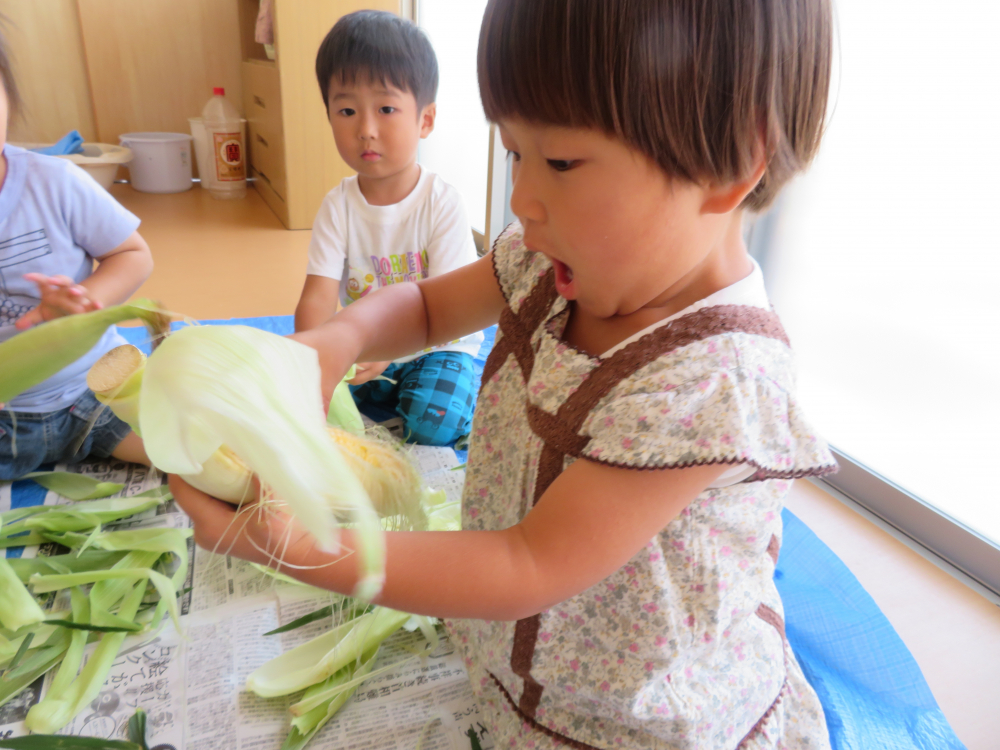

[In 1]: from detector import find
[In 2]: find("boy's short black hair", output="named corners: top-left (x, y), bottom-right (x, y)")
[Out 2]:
top-left (316, 11), bottom-right (438, 112)
top-left (478, 0), bottom-right (833, 211)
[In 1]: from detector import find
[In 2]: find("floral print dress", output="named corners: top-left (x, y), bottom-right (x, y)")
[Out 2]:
top-left (445, 224), bottom-right (837, 749)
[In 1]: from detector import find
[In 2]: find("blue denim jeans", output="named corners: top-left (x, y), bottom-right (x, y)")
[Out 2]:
top-left (0, 390), bottom-right (132, 480)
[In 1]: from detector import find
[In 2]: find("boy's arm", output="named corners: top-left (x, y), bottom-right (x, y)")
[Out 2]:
top-left (294, 275), bottom-right (341, 332)
top-left (170, 458), bottom-right (729, 621)
top-left (293, 252), bottom-right (505, 402)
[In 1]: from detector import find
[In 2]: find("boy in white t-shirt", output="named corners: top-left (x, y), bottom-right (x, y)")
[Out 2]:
top-left (295, 10), bottom-right (483, 446)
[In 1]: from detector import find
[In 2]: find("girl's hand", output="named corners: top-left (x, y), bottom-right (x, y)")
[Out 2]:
top-left (349, 361), bottom-right (391, 385)
top-left (15, 273), bottom-right (103, 329)
top-left (167, 474), bottom-right (322, 568)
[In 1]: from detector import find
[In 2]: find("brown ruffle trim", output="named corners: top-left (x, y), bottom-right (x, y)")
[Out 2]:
top-left (738, 679), bottom-right (790, 748)
top-left (577, 452), bottom-right (839, 482)
top-left (526, 400), bottom-right (839, 482)
top-left (767, 534), bottom-right (781, 566)
top-left (488, 672), bottom-right (608, 750)
top-left (488, 224), bottom-right (514, 304)
top-left (736, 608), bottom-right (788, 750)
top-left (737, 604), bottom-right (792, 747)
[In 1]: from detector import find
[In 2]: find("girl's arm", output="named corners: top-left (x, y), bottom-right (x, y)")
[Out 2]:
top-left (292, 252), bottom-right (505, 402)
top-left (81, 230), bottom-right (154, 306)
top-left (170, 458), bottom-right (728, 621)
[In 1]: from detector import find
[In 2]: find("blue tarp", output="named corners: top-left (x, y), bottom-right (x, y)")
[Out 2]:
top-left (9, 316), bottom-right (962, 750)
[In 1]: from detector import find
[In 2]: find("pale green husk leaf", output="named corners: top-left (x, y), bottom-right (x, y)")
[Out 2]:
top-left (138, 325), bottom-right (384, 589)
top-left (22, 472), bottom-right (124, 501)
top-left (246, 607), bottom-right (410, 698)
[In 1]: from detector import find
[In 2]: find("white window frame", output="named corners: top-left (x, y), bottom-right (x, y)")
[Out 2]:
top-left (818, 449), bottom-right (1000, 598)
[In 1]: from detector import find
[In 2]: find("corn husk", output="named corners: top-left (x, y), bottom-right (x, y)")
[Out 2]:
top-left (0, 299), bottom-right (169, 404)
top-left (24, 579), bottom-right (148, 733)
top-left (106, 325), bottom-right (389, 598)
top-left (246, 607), bottom-right (411, 698)
top-left (88, 343), bottom-right (423, 523)
top-left (22, 471), bottom-right (124, 501)
top-left (0, 557), bottom-right (45, 631)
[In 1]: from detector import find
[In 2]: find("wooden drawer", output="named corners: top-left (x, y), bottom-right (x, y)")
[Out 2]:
top-left (242, 61), bottom-right (286, 200)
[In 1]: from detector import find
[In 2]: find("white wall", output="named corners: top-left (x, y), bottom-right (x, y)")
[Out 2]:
top-left (417, 0), bottom-right (491, 233)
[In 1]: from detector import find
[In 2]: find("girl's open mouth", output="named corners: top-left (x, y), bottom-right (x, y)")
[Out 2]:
top-left (551, 258), bottom-right (576, 299)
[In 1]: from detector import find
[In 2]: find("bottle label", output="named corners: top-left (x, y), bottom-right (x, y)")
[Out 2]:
top-left (213, 132), bottom-right (245, 182)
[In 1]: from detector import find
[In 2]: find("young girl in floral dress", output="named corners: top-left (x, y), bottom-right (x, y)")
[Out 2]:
top-left (172, 0), bottom-right (838, 746)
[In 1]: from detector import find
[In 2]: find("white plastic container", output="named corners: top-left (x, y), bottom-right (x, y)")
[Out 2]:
top-left (201, 87), bottom-right (247, 199)
top-left (13, 142), bottom-right (132, 191)
top-left (118, 132), bottom-right (193, 193)
top-left (67, 144), bottom-right (133, 190)
top-left (189, 115), bottom-right (247, 191)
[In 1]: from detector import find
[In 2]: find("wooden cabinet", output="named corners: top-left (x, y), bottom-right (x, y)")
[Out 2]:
top-left (238, 0), bottom-right (403, 229)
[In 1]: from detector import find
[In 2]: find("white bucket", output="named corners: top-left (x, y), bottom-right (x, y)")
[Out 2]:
top-left (12, 142), bottom-right (132, 191)
top-left (118, 132), bottom-right (193, 193)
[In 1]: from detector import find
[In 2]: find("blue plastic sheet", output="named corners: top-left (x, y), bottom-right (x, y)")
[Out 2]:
top-left (777, 510), bottom-right (965, 749)
top-left (99, 316), bottom-right (962, 749)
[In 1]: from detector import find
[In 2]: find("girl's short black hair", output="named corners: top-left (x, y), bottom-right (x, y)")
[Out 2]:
top-left (478, 0), bottom-right (833, 211)
top-left (316, 11), bottom-right (438, 112)
top-left (0, 14), bottom-right (22, 121)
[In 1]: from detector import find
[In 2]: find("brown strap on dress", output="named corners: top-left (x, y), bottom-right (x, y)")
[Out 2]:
top-left (481, 269), bottom-right (558, 385)
top-left (511, 305), bottom-right (791, 719)
top-left (552, 305), bottom-right (789, 442)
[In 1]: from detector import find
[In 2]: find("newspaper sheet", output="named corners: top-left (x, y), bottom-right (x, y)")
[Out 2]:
top-left (1, 443), bottom-right (493, 750)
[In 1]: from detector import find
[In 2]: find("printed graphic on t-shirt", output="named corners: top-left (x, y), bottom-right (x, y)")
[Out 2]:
top-left (0, 229), bottom-right (48, 324)
top-left (345, 269), bottom-right (375, 301)
top-left (369, 249), bottom-right (429, 287)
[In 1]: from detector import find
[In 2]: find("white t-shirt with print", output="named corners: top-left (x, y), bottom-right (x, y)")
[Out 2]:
top-left (306, 167), bottom-right (483, 363)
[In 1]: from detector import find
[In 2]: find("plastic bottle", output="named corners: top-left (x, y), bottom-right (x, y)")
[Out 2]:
top-left (201, 87), bottom-right (246, 199)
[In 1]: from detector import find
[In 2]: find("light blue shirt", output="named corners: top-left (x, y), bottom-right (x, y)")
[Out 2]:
top-left (0, 144), bottom-right (140, 412)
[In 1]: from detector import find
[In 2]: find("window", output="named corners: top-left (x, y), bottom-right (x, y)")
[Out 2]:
top-left (761, 0), bottom-right (1000, 587)
top-left (417, 1), bottom-right (491, 234)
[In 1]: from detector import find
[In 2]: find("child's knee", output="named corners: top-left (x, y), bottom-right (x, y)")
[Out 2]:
top-left (394, 353), bottom-right (476, 445)
top-left (397, 401), bottom-right (470, 446)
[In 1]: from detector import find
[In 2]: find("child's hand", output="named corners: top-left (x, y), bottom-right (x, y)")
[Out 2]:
top-left (15, 273), bottom-right (103, 330)
top-left (349, 361), bottom-right (391, 385)
top-left (168, 475), bottom-right (321, 565)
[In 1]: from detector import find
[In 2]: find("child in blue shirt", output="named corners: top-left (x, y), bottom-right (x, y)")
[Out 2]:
top-left (0, 31), bottom-right (154, 479)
